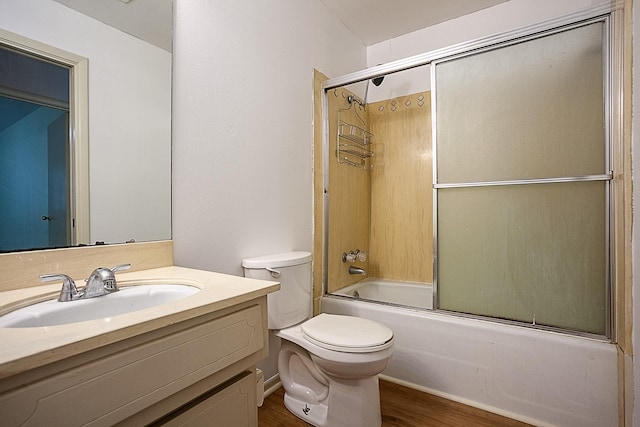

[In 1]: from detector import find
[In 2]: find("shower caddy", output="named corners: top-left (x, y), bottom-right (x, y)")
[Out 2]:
top-left (337, 113), bottom-right (374, 170)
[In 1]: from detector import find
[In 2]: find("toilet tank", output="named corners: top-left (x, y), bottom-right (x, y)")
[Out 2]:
top-left (242, 251), bottom-right (312, 329)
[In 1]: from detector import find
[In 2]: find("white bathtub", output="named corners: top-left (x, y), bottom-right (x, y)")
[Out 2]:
top-left (322, 278), bottom-right (618, 427)
top-left (334, 278), bottom-right (432, 309)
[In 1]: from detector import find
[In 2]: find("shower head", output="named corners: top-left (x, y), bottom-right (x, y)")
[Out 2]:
top-left (363, 74), bottom-right (385, 107)
top-left (372, 76), bottom-right (384, 86)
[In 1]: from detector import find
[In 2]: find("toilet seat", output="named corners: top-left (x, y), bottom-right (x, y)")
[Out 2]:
top-left (301, 313), bottom-right (393, 353)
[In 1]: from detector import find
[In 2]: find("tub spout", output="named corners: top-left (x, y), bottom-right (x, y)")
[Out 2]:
top-left (349, 266), bottom-right (367, 275)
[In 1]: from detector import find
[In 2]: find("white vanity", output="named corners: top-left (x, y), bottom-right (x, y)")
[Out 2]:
top-left (0, 242), bottom-right (279, 426)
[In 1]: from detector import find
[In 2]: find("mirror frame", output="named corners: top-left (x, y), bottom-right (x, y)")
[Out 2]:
top-left (0, 28), bottom-right (89, 246)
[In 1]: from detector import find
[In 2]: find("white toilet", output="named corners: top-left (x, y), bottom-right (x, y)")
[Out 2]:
top-left (242, 251), bottom-right (394, 427)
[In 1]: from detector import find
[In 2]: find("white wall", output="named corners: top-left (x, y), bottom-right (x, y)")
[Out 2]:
top-left (171, 0), bottom-right (366, 275)
top-left (0, 0), bottom-right (171, 245)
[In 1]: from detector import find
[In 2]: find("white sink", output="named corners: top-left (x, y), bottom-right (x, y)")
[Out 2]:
top-left (0, 284), bottom-right (199, 328)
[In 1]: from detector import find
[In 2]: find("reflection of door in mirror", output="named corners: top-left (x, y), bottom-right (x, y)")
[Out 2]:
top-left (0, 46), bottom-right (71, 252)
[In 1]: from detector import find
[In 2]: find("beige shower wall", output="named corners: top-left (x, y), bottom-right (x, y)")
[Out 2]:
top-left (313, 72), bottom-right (433, 300)
top-left (325, 87), bottom-right (371, 293)
top-left (368, 93), bottom-right (433, 283)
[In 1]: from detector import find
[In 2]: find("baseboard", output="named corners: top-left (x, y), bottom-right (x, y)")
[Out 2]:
top-left (263, 374), bottom-right (282, 398)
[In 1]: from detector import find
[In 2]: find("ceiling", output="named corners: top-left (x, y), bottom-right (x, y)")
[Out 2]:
top-left (319, 0), bottom-right (508, 46)
top-left (53, 0), bottom-right (509, 52)
top-left (53, 0), bottom-right (173, 51)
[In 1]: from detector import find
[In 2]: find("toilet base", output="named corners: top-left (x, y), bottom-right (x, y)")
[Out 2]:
top-left (282, 375), bottom-right (382, 427)
top-left (277, 328), bottom-right (391, 427)
top-left (283, 392), bottom-right (329, 426)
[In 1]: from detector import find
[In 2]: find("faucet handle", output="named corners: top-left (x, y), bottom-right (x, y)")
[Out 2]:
top-left (111, 264), bottom-right (131, 273)
top-left (41, 273), bottom-right (82, 302)
top-left (103, 264), bottom-right (130, 292)
top-left (108, 264), bottom-right (130, 291)
top-left (83, 264), bottom-right (131, 298)
top-left (342, 252), bottom-right (357, 263)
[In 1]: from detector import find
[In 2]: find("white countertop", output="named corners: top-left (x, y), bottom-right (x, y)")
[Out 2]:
top-left (0, 266), bottom-right (279, 380)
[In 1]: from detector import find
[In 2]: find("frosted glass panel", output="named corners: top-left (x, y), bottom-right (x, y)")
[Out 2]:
top-left (437, 182), bottom-right (607, 335)
top-left (436, 22), bottom-right (604, 183)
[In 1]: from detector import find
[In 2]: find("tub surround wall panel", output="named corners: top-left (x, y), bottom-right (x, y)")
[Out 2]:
top-left (321, 89), bottom-right (433, 295)
top-left (326, 88), bottom-right (371, 293)
top-left (631, 0), bottom-right (640, 423)
top-left (368, 92), bottom-right (432, 283)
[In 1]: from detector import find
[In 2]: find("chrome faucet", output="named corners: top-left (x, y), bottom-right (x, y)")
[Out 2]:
top-left (349, 266), bottom-right (367, 275)
top-left (84, 264), bottom-right (130, 297)
top-left (41, 264), bottom-right (131, 302)
top-left (40, 273), bottom-right (81, 302)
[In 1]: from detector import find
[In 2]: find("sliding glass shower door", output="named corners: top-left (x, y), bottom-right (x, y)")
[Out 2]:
top-left (433, 20), bottom-right (610, 336)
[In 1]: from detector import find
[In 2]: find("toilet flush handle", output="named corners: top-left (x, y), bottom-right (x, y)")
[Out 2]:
top-left (266, 267), bottom-right (280, 278)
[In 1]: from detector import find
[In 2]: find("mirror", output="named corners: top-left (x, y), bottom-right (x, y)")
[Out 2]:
top-left (0, 0), bottom-right (172, 252)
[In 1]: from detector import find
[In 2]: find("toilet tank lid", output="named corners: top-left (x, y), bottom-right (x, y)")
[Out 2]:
top-left (242, 251), bottom-right (312, 269)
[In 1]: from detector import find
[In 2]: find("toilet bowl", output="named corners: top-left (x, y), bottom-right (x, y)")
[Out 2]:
top-left (242, 252), bottom-right (394, 427)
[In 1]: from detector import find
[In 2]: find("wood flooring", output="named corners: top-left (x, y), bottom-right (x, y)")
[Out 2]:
top-left (259, 379), bottom-right (532, 427)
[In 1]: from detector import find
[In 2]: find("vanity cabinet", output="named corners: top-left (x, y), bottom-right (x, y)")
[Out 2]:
top-left (0, 298), bottom-right (268, 427)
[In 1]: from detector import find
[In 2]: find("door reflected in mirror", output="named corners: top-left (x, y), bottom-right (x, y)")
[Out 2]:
top-left (0, 46), bottom-right (73, 252)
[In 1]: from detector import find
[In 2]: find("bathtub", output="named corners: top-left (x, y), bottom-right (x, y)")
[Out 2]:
top-left (333, 277), bottom-right (432, 309)
top-left (322, 278), bottom-right (618, 427)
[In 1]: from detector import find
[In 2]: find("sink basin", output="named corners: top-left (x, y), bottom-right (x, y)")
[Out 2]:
top-left (0, 284), bottom-right (199, 328)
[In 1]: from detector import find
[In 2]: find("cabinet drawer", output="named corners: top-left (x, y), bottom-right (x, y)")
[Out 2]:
top-left (158, 371), bottom-right (257, 427)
